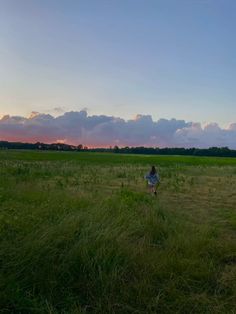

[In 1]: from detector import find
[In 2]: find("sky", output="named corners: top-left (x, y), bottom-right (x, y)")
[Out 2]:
top-left (0, 0), bottom-right (235, 147)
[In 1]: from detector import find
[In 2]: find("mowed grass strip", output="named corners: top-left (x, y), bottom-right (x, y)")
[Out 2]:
top-left (0, 151), bottom-right (236, 313)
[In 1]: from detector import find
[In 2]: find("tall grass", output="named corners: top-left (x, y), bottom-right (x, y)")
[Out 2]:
top-left (0, 151), bottom-right (236, 313)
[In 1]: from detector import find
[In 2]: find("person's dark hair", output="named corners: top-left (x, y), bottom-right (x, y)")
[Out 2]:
top-left (150, 166), bottom-right (156, 175)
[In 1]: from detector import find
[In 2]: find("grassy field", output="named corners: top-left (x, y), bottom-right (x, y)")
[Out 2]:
top-left (1, 150), bottom-right (236, 313)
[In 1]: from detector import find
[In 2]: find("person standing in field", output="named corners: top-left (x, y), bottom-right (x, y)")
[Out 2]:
top-left (144, 166), bottom-right (160, 196)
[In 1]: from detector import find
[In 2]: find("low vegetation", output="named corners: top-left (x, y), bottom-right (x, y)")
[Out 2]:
top-left (0, 151), bottom-right (236, 313)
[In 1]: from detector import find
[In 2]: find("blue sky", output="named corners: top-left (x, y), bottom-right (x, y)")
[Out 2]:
top-left (0, 0), bottom-right (235, 126)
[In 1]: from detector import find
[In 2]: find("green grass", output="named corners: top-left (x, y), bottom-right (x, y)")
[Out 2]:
top-left (1, 149), bottom-right (236, 166)
top-left (0, 150), bottom-right (236, 313)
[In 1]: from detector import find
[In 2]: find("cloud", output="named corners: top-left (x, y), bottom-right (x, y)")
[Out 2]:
top-left (174, 123), bottom-right (236, 148)
top-left (0, 110), bottom-right (236, 148)
top-left (53, 107), bottom-right (66, 114)
top-left (45, 107), bottom-right (66, 115)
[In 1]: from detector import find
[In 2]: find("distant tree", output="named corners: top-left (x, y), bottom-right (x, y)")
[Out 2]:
top-left (113, 145), bottom-right (119, 153)
top-left (77, 144), bottom-right (83, 151)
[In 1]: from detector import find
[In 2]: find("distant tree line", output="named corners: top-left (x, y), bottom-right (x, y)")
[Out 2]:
top-left (0, 141), bottom-right (87, 151)
top-left (116, 146), bottom-right (236, 157)
top-left (90, 146), bottom-right (236, 157)
top-left (1, 140), bottom-right (236, 157)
